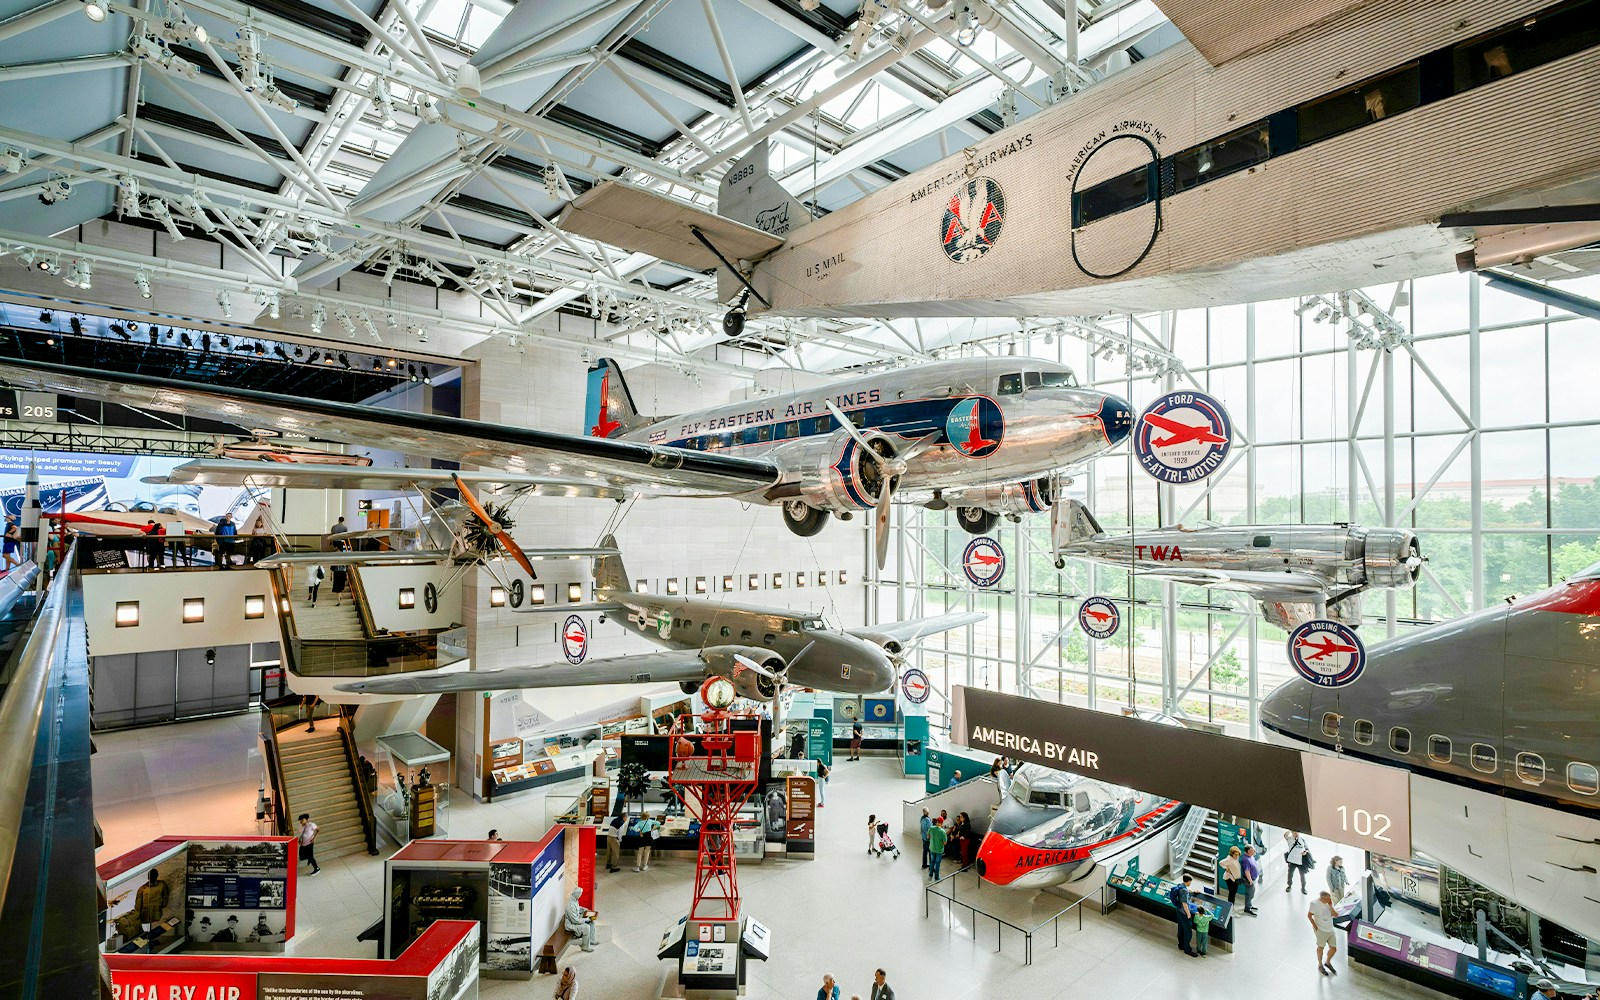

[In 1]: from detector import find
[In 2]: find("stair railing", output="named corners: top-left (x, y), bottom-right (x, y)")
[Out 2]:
top-left (1169, 805), bottom-right (1212, 875)
top-left (335, 711), bottom-right (380, 855)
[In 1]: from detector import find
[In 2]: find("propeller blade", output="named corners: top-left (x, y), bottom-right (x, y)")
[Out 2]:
top-left (874, 475), bottom-right (893, 570)
top-left (732, 654), bottom-right (781, 680)
top-left (823, 400), bottom-right (877, 455)
top-left (452, 474), bottom-right (537, 580)
top-left (898, 430), bottom-right (941, 464)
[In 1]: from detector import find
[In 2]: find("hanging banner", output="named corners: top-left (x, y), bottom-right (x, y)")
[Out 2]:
top-left (961, 537), bottom-right (1005, 587)
top-left (1133, 390), bottom-right (1232, 484)
top-left (1078, 597), bottom-right (1120, 639)
top-left (1286, 620), bottom-right (1367, 688)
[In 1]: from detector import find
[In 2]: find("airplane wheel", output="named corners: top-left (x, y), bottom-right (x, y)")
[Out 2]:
top-left (723, 309), bottom-right (746, 338)
top-left (956, 507), bottom-right (999, 535)
top-left (781, 501), bottom-right (828, 537)
top-left (1055, 558), bottom-right (1066, 570)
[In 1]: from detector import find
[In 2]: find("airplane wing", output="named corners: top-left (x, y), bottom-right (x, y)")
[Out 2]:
top-left (1134, 567), bottom-right (1329, 595)
top-left (558, 182), bottom-right (784, 271)
top-left (0, 358), bottom-right (780, 498)
top-left (849, 611), bottom-right (986, 645)
top-left (146, 459), bottom-right (628, 499)
top-left (333, 648), bottom-right (711, 696)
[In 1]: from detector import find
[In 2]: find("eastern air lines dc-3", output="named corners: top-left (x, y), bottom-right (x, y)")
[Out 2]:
top-left (0, 356), bottom-right (1132, 567)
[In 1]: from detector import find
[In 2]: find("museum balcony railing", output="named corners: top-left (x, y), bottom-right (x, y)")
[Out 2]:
top-left (291, 628), bottom-right (468, 677)
top-left (71, 531), bottom-right (387, 572)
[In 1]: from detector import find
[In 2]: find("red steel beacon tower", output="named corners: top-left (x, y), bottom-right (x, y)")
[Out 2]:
top-left (655, 676), bottom-right (771, 998)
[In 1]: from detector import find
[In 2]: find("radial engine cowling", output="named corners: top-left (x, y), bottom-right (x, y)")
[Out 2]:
top-left (698, 645), bottom-right (786, 700)
top-left (948, 477), bottom-right (1057, 516)
top-left (1357, 528), bottom-right (1423, 589)
top-left (850, 630), bottom-right (903, 659)
top-left (787, 429), bottom-right (903, 514)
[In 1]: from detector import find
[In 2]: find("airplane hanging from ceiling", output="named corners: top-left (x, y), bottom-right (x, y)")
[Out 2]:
top-left (560, 0), bottom-right (1600, 326)
top-left (1051, 500), bottom-right (1423, 630)
top-left (335, 537), bottom-right (983, 699)
top-left (0, 353), bottom-right (1132, 568)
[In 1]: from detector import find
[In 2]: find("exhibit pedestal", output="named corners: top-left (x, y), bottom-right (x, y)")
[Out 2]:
top-left (656, 914), bottom-right (770, 999)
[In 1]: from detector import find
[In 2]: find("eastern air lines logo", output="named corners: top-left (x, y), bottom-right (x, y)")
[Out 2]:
top-left (962, 537), bottom-right (1005, 588)
top-left (944, 397), bottom-right (1003, 458)
top-left (1078, 597), bottom-right (1120, 640)
top-left (941, 177), bottom-right (1006, 262)
top-left (1287, 620), bottom-right (1366, 688)
top-left (562, 615), bottom-right (589, 664)
top-left (1134, 390), bottom-right (1232, 485)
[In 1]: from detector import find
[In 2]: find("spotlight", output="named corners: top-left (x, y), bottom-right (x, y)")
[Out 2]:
top-left (382, 255), bottom-right (399, 285)
top-left (175, 195), bottom-right (218, 234)
top-left (116, 175), bottom-right (141, 217)
top-left (0, 148), bottom-right (24, 174)
top-left (201, 333), bottom-right (213, 352)
top-left (335, 309), bottom-right (355, 334)
top-left (216, 289), bottom-right (232, 318)
top-left (406, 364), bottom-right (418, 382)
top-left (62, 258), bottom-right (91, 289)
top-left (253, 342), bottom-right (265, 355)
top-left (36, 252), bottom-right (59, 274)
top-left (310, 303), bottom-right (325, 334)
top-left (38, 177), bottom-right (70, 204)
top-left (70, 317), bottom-right (83, 335)
top-left (337, 352), bottom-right (350, 368)
top-left (148, 198), bottom-right (185, 241)
top-left (386, 358), bottom-right (398, 368)
top-left (370, 80), bottom-right (400, 130)
top-left (109, 323), bottom-right (127, 339)
top-left (134, 270), bottom-right (151, 298)
top-left (38, 310), bottom-right (51, 323)
top-left (16, 248), bottom-right (35, 266)
top-left (421, 367), bottom-right (431, 385)
top-left (385, 313), bottom-right (397, 328)
top-left (45, 336), bottom-right (56, 347)
top-left (81, 0), bottom-right (106, 21)
top-left (371, 358), bottom-right (381, 371)
top-left (360, 312), bottom-right (378, 339)
top-left (307, 351), bottom-right (320, 364)
top-left (255, 287), bottom-right (280, 319)
top-left (179, 332), bottom-right (194, 348)
top-left (260, 83), bottom-right (298, 113)
top-left (322, 354), bottom-right (334, 365)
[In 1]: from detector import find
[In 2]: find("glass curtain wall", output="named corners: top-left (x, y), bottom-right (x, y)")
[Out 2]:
top-left (870, 272), bottom-right (1600, 738)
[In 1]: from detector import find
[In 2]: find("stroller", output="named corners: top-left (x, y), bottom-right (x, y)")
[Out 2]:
top-left (872, 822), bottom-right (901, 860)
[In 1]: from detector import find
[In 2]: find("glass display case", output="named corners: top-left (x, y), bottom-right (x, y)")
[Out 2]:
top-left (373, 731), bottom-right (454, 845)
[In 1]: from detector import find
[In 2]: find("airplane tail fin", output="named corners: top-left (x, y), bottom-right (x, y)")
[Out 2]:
top-left (715, 144), bottom-right (808, 303)
top-left (593, 534), bottom-right (630, 595)
top-left (584, 358), bottom-right (649, 439)
top-left (1052, 499), bottom-right (1104, 548)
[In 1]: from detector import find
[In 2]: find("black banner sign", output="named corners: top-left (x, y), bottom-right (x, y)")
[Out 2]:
top-left (952, 686), bottom-right (1412, 855)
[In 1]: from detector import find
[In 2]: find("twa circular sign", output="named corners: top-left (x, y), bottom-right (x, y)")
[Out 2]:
top-left (1078, 597), bottom-right (1120, 640)
top-left (561, 615), bottom-right (589, 664)
top-left (940, 176), bottom-right (1006, 263)
top-left (1134, 390), bottom-right (1232, 485)
top-left (1287, 620), bottom-right (1366, 688)
top-left (962, 537), bottom-right (1006, 587)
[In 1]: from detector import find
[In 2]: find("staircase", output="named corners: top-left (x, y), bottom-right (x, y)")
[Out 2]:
top-left (291, 592), bottom-right (365, 640)
top-left (1181, 809), bottom-right (1221, 887)
top-left (277, 727), bottom-right (368, 863)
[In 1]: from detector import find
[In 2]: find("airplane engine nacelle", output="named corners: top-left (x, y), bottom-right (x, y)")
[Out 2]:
top-left (698, 645), bottom-right (786, 700)
top-left (792, 429), bottom-right (901, 514)
top-left (849, 630), bottom-right (903, 659)
top-left (949, 477), bottom-right (1056, 517)
top-left (1358, 528), bottom-right (1423, 589)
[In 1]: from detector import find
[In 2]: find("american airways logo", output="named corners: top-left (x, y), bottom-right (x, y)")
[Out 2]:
top-left (970, 725), bottom-right (1100, 768)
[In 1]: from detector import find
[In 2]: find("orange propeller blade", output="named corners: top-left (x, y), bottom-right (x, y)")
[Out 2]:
top-left (452, 474), bottom-right (537, 580)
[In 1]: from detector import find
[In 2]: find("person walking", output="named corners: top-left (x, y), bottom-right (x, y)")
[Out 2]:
top-left (849, 719), bottom-right (863, 760)
top-left (553, 967), bottom-right (578, 1000)
top-left (1240, 845), bottom-right (1261, 914)
top-left (1220, 845), bottom-right (1243, 905)
top-left (1169, 873), bottom-right (1199, 957)
top-left (816, 974), bottom-right (840, 1000)
top-left (1308, 890), bottom-right (1339, 976)
top-left (605, 813), bottom-right (625, 873)
top-left (918, 808), bottom-right (932, 870)
top-left (1284, 830), bottom-right (1312, 894)
top-left (307, 564), bottom-right (325, 605)
top-left (632, 813), bottom-right (661, 871)
top-left (1327, 855), bottom-right (1349, 900)
top-left (870, 968), bottom-right (895, 1000)
top-left (330, 541), bottom-right (349, 605)
top-left (948, 769), bottom-right (963, 788)
top-left (297, 813), bottom-right (321, 875)
top-left (927, 817), bottom-right (948, 880)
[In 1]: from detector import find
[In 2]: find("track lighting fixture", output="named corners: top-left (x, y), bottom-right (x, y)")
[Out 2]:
top-left (254, 342), bottom-right (265, 356)
top-left (39, 310), bottom-right (52, 323)
top-left (382, 254), bottom-right (399, 285)
top-left (307, 351), bottom-right (321, 365)
top-left (421, 367), bottom-right (431, 385)
top-left (370, 80), bottom-right (400, 130)
top-left (255, 287), bottom-right (279, 319)
top-left (175, 195), bottom-right (218, 234)
top-left (216, 289), bottom-right (232, 318)
top-left (108, 323), bottom-right (128, 339)
top-left (134, 270), bottom-right (152, 298)
top-left (161, 2), bottom-right (207, 43)
top-left (81, 0), bottom-right (107, 21)
top-left (179, 332), bottom-right (194, 348)
top-left (337, 352), bottom-right (351, 368)
top-left (116, 175), bottom-right (141, 218)
top-left (36, 252), bottom-right (60, 275)
top-left (63, 258), bottom-right (92, 289)
top-left (16, 248), bottom-right (35, 267)
top-left (310, 303), bottom-right (326, 335)
top-left (0, 148), bottom-right (24, 174)
top-left (385, 313), bottom-right (398, 329)
top-left (406, 364), bottom-right (418, 382)
top-left (261, 82), bottom-right (298, 113)
top-left (148, 198), bottom-right (185, 241)
top-left (335, 308), bottom-right (355, 334)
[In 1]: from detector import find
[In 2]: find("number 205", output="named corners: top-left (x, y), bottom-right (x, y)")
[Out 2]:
top-left (1336, 805), bottom-right (1392, 841)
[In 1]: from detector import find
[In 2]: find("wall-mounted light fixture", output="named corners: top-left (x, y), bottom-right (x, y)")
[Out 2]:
top-left (666, 579), bottom-right (680, 595)
top-left (636, 579), bottom-right (650, 593)
top-left (244, 595), bottom-right (266, 619)
top-left (721, 575), bottom-right (734, 591)
top-left (748, 574), bottom-right (760, 590)
top-left (489, 586), bottom-right (506, 607)
top-left (771, 574), bottom-right (783, 589)
top-left (182, 598), bottom-right (205, 623)
top-left (567, 583), bottom-right (582, 603)
top-left (531, 584), bottom-right (546, 605)
top-left (795, 572), bottom-right (806, 588)
top-left (399, 588), bottom-right (416, 609)
top-left (694, 577), bottom-right (707, 594)
top-left (115, 601), bottom-right (140, 627)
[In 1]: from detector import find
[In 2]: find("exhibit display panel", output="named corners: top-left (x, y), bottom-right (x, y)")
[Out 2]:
top-left (99, 836), bottom-right (297, 956)
top-left (374, 732), bottom-right (453, 845)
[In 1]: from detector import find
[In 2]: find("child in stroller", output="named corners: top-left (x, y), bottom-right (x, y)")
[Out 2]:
top-left (872, 822), bottom-right (901, 859)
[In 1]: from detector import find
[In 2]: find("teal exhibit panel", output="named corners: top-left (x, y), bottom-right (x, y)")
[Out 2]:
top-left (925, 747), bottom-right (994, 795)
top-left (901, 716), bottom-right (928, 776)
top-left (807, 708), bottom-right (832, 767)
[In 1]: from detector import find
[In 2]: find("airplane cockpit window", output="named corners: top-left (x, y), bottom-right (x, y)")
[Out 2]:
top-left (1515, 752), bottom-right (1545, 785)
top-left (1028, 789), bottom-right (1059, 807)
top-left (720, 626), bottom-right (732, 637)
top-left (1073, 792), bottom-right (1091, 812)
top-left (780, 620), bottom-right (799, 633)
top-left (1038, 371), bottom-right (1078, 388)
top-left (998, 373), bottom-right (1023, 395)
top-left (1024, 371), bottom-right (1042, 390)
top-left (801, 617), bottom-right (827, 631)
top-left (1568, 762), bottom-right (1599, 796)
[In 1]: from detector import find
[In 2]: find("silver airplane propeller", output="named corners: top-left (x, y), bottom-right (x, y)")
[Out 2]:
top-left (823, 400), bottom-right (940, 569)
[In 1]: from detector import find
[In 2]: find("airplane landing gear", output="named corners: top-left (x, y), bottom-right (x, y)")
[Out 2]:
top-left (722, 309), bottom-right (745, 338)
top-left (781, 500), bottom-right (828, 537)
top-left (956, 506), bottom-right (999, 535)
top-left (1055, 557), bottom-right (1066, 570)
top-left (926, 489), bottom-right (949, 511)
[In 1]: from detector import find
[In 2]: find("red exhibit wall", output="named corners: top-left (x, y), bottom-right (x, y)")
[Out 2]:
top-left (100, 836), bottom-right (299, 949)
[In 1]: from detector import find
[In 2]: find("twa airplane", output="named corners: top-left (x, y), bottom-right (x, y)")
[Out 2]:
top-left (1053, 501), bottom-right (1422, 629)
top-left (1262, 564), bottom-right (1600, 941)
top-left (0, 355), bottom-right (1132, 569)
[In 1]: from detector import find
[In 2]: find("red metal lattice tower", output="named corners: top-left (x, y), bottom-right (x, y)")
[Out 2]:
top-left (666, 712), bottom-right (760, 922)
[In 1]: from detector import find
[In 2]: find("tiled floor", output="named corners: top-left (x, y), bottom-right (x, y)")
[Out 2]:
top-left (94, 715), bottom-right (1433, 1000)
